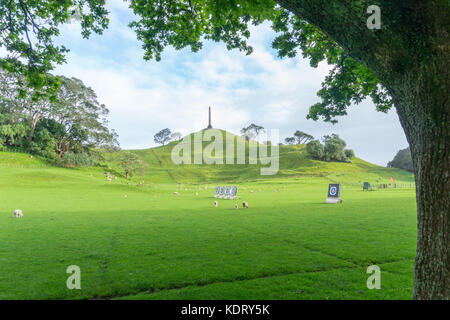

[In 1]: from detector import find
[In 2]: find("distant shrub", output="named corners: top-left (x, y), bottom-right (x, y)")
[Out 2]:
top-left (307, 134), bottom-right (354, 162)
top-left (62, 152), bottom-right (94, 167)
top-left (344, 149), bottom-right (355, 159)
top-left (306, 140), bottom-right (325, 159)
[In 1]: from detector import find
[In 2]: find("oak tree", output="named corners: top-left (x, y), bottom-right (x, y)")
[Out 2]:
top-left (128, 0), bottom-right (449, 299)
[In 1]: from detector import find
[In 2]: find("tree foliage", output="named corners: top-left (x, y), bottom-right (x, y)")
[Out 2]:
top-left (0, 69), bottom-right (118, 161)
top-left (293, 130), bottom-right (314, 144)
top-left (305, 139), bottom-right (324, 160)
top-left (306, 134), bottom-right (354, 162)
top-left (284, 136), bottom-right (295, 145)
top-left (154, 128), bottom-right (172, 146)
top-left (0, 0), bottom-right (109, 96)
top-left (127, 0), bottom-right (393, 123)
top-left (0, 0), bottom-right (394, 125)
top-left (388, 147), bottom-right (413, 173)
top-left (240, 123), bottom-right (265, 141)
top-left (117, 151), bottom-right (146, 179)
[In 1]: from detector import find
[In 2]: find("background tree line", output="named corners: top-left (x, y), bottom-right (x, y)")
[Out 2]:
top-left (0, 69), bottom-right (118, 166)
top-left (284, 130), bottom-right (314, 145)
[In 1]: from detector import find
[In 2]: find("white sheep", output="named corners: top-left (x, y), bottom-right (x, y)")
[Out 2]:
top-left (214, 201), bottom-right (218, 207)
top-left (242, 201), bottom-right (249, 209)
top-left (13, 209), bottom-right (23, 218)
top-left (173, 192), bottom-right (179, 195)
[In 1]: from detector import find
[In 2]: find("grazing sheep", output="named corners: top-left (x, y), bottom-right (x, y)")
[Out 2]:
top-left (13, 209), bottom-right (23, 218)
top-left (234, 204), bottom-right (238, 210)
top-left (274, 189), bottom-right (279, 192)
top-left (173, 192), bottom-right (179, 195)
top-left (242, 201), bottom-right (249, 209)
top-left (214, 201), bottom-right (218, 207)
top-left (250, 190), bottom-right (254, 193)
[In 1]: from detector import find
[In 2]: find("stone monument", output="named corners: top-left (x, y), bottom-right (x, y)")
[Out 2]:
top-left (206, 106), bottom-right (212, 129)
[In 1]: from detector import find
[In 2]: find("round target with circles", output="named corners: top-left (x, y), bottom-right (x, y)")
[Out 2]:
top-left (327, 184), bottom-right (341, 198)
top-left (329, 186), bottom-right (337, 196)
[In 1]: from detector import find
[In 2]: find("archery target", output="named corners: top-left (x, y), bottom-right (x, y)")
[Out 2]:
top-left (327, 184), bottom-right (341, 198)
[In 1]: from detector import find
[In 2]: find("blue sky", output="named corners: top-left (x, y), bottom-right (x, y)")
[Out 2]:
top-left (53, 1), bottom-right (408, 166)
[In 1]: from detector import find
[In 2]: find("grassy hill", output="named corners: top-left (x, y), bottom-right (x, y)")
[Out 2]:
top-left (102, 129), bottom-right (415, 186)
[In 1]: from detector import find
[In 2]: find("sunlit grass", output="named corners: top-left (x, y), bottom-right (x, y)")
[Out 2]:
top-left (0, 149), bottom-right (416, 299)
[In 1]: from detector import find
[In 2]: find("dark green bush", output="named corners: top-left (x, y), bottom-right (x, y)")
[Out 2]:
top-left (62, 152), bottom-right (94, 167)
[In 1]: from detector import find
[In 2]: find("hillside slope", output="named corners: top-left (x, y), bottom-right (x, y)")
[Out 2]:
top-left (104, 130), bottom-right (415, 185)
top-left (0, 130), bottom-right (414, 186)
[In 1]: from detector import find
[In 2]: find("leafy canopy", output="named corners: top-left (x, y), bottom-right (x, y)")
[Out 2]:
top-left (240, 123), bottom-right (265, 141)
top-left (0, 69), bottom-right (118, 160)
top-left (117, 151), bottom-right (146, 178)
top-left (306, 134), bottom-right (354, 162)
top-left (128, 0), bottom-right (393, 123)
top-left (293, 130), bottom-right (314, 144)
top-left (0, 0), bottom-right (109, 96)
top-left (2, 0), bottom-right (393, 122)
top-left (154, 128), bottom-right (172, 145)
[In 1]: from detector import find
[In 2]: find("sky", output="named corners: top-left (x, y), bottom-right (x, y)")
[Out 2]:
top-left (52, 1), bottom-right (409, 166)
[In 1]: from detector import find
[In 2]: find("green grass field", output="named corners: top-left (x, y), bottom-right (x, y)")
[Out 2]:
top-left (0, 143), bottom-right (417, 300)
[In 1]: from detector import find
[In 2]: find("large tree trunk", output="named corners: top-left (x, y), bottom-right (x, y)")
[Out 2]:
top-left (275, 0), bottom-right (449, 299)
top-left (392, 58), bottom-right (449, 300)
top-left (411, 131), bottom-right (449, 300)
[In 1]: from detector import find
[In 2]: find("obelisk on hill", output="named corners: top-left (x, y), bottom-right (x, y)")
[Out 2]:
top-left (207, 106), bottom-right (212, 129)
